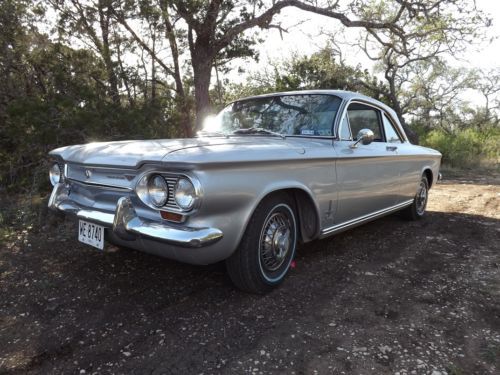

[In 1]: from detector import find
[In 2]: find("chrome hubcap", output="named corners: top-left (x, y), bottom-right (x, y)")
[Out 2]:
top-left (416, 181), bottom-right (428, 215)
top-left (260, 212), bottom-right (292, 272)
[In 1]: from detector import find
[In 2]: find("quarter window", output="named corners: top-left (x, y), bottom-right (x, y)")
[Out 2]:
top-left (339, 115), bottom-right (351, 140)
top-left (347, 103), bottom-right (383, 142)
top-left (382, 114), bottom-right (402, 143)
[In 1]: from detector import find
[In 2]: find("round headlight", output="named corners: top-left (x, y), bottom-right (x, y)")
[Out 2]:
top-left (174, 178), bottom-right (196, 210)
top-left (147, 175), bottom-right (168, 207)
top-left (49, 163), bottom-right (62, 186)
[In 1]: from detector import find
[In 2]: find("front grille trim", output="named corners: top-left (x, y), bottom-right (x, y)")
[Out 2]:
top-left (162, 174), bottom-right (181, 211)
top-left (66, 163), bottom-right (189, 213)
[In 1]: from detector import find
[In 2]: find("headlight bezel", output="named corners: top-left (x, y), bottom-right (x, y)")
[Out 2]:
top-left (49, 162), bottom-right (63, 186)
top-left (174, 177), bottom-right (197, 210)
top-left (147, 174), bottom-right (169, 207)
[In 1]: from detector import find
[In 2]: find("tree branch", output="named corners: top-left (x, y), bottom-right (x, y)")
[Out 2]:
top-left (111, 7), bottom-right (176, 78)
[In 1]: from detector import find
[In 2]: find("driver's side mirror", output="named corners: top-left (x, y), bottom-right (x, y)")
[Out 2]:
top-left (350, 129), bottom-right (375, 149)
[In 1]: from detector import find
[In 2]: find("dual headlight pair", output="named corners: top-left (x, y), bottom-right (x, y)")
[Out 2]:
top-left (138, 174), bottom-right (199, 211)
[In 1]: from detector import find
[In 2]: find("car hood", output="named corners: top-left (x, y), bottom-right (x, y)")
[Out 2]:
top-left (49, 137), bottom-right (311, 168)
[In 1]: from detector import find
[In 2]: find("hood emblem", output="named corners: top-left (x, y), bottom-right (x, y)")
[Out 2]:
top-left (85, 169), bottom-right (92, 179)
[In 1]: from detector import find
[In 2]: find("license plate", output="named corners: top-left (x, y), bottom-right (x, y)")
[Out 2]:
top-left (78, 220), bottom-right (104, 250)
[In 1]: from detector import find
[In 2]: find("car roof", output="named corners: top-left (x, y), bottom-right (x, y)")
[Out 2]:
top-left (241, 89), bottom-right (379, 101)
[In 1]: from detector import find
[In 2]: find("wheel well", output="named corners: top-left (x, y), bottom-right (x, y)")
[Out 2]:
top-left (265, 188), bottom-right (320, 244)
top-left (423, 169), bottom-right (433, 188)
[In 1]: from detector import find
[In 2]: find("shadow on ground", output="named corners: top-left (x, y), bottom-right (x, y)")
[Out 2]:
top-left (1, 208), bottom-right (499, 374)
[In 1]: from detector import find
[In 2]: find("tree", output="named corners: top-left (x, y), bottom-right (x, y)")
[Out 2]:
top-left (354, 0), bottom-right (490, 143)
top-left (50, 0), bottom-right (123, 105)
top-left (164, 0), bottom-right (429, 129)
top-left (60, 0), bottom-right (490, 136)
top-left (224, 46), bottom-right (387, 109)
top-left (405, 59), bottom-right (478, 133)
top-left (111, 0), bottom-right (195, 136)
top-left (473, 68), bottom-right (500, 125)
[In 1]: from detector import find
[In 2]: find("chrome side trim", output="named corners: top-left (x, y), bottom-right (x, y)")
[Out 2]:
top-left (48, 183), bottom-right (223, 248)
top-left (320, 199), bottom-right (413, 237)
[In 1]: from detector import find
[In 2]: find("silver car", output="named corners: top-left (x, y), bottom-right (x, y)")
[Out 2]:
top-left (48, 90), bottom-right (442, 293)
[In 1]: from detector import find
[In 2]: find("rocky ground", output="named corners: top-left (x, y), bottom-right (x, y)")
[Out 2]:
top-left (0, 172), bottom-right (499, 374)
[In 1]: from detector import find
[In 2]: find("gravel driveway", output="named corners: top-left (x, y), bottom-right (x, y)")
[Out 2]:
top-left (1, 172), bottom-right (499, 374)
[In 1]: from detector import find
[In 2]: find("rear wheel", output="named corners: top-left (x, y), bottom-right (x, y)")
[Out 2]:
top-left (226, 193), bottom-right (297, 294)
top-left (402, 176), bottom-right (429, 220)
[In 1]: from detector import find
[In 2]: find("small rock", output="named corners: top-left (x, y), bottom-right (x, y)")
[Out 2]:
top-left (353, 347), bottom-right (367, 352)
top-left (379, 345), bottom-right (391, 354)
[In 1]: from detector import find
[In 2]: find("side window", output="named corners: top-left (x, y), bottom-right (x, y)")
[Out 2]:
top-left (339, 115), bottom-right (351, 140)
top-left (347, 103), bottom-right (383, 142)
top-left (382, 114), bottom-right (402, 143)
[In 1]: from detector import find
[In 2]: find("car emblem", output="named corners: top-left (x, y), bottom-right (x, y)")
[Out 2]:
top-left (85, 169), bottom-right (92, 179)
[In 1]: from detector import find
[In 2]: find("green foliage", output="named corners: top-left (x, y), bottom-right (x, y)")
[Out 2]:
top-left (224, 46), bottom-right (388, 104)
top-left (421, 127), bottom-right (500, 169)
top-left (275, 47), bottom-right (388, 101)
top-left (0, 13), bottom-right (181, 193)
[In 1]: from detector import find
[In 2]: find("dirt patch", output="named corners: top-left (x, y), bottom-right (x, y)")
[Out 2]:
top-left (1, 172), bottom-right (499, 374)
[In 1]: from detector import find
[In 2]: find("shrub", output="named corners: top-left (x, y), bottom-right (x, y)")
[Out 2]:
top-left (421, 128), bottom-right (500, 169)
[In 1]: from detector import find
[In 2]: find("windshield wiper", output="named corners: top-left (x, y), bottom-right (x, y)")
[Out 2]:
top-left (197, 130), bottom-right (229, 138)
top-left (232, 127), bottom-right (285, 139)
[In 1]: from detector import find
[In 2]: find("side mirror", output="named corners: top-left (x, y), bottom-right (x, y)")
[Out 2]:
top-left (350, 128), bottom-right (375, 148)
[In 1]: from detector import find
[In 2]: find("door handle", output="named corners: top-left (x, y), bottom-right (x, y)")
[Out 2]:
top-left (386, 146), bottom-right (398, 152)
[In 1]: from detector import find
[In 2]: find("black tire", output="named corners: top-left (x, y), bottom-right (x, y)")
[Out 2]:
top-left (402, 175), bottom-right (429, 221)
top-left (226, 193), bottom-right (297, 294)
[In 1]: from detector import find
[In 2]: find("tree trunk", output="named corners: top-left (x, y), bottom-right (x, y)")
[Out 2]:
top-left (151, 28), bottom-right (156, 104)
top-left (395, 104), bottom-right (419, 145)
top-left (159, 1), bottom-right (192, 137)
top-left (115, 36), bottom-right (134, 106)
top-left (98, 1), bottom-right (120, 105)
top-left (192, 57), bottom-right (213, 130)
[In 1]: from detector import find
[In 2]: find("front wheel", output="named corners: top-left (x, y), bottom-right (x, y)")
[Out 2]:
top-left (226, 193), bottom-right (297, 294)
top-left (402, 176), bottom-right (429, 220)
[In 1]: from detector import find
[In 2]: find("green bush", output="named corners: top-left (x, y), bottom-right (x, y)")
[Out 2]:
top-left (421, 128), bottom-right (500, 169)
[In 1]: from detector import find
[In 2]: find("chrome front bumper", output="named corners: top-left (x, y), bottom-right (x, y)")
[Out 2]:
top-left (48, 183), bottom-right (223, 248)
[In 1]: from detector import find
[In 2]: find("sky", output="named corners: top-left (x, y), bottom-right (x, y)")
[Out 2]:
top-left (248, 0), bottom-right (500, 77)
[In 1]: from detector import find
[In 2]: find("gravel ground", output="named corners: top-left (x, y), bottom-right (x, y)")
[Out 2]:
top-left (0, 172), bottom-right (499, 374)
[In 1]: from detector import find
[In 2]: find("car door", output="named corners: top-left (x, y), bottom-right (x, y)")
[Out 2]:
top-left (332, 101), bottom-right (400, 224)
top-left (380, 111), bottom-right (418, 204)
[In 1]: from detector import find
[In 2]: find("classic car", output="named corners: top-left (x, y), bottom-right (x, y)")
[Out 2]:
top-left (48, 90), bottom-right (442, 293)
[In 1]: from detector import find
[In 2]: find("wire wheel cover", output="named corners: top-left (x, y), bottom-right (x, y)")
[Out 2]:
top-left (416, 181), bottom-right (428, 215)
top-left (259, 211), bottom-right (293, 272)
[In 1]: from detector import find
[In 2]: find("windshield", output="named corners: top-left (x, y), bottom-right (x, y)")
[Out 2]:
top-left (203, 94), bottom-right (342, 137)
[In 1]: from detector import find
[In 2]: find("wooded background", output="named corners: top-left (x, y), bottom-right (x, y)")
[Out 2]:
top-left (1, 0), bottom-right (499, 195)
